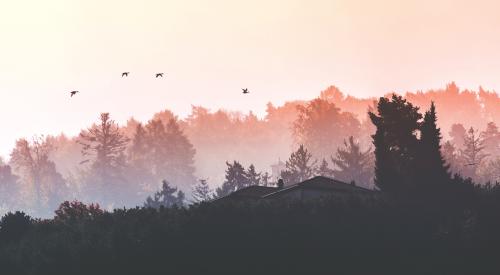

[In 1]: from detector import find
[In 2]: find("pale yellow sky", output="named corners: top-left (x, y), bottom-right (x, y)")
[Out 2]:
top-left (0, 0), bottom-right (500, 157)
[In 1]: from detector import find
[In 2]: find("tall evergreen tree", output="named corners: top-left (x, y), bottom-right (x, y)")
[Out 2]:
top-left (79, 113), bottom-right (133, 206)
top-left (369, 95), bottom-right (422, 192)
top-left (215, 161), bottom-right (248, 198)
top-left (418, 102), bottom-right (450, 187)
top-left (281, 145), bottom-right (316, 185)
top-left (331, 136), bottom-right (373, 187)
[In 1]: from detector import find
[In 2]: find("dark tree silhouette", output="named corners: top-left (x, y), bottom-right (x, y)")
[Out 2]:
top-left (215, 161), bottom-right (248, 198)
top-left (369, 95), bottom-right (422, 192)
top-left (417, 102), bottom-right (450, 187)
top-left (281, 145), bottom-right (316, 185)
top-left (331, 136), bottom-right (373, 188)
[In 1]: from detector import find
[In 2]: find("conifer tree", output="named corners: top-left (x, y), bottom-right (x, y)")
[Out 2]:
top-left (418, 102), bottom-right (450, 187)
top-left (79, 113), bottom-right (133, 206)
top-left (246, 164), bottom-right (261, 186)
top-left (281, 145), bottom-right (316, 185)
top-left (192, 179), bottom-right (213, 203)
top-left (215, 161), bottom-right (248, 198)
top-left (369, 95), bottom-right (422, 192)
top-left (331, 136), bottom-right (373, 187)
top-left (316, 158), bottom-right (333, 177)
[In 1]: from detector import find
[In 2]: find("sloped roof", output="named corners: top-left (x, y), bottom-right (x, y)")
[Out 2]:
top-left (262, 176), bottom-right (373, 198)
top-left (212, 185), bottom-right (279, 202)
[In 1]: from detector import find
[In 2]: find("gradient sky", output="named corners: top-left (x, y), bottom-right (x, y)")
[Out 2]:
top-left (1, 0), bottom-right (500, 157)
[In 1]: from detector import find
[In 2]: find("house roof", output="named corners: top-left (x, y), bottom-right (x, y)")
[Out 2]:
top-left (262, 176), bottom-right (373, 198)
top-left (212, 185), bottom-right (279, 202)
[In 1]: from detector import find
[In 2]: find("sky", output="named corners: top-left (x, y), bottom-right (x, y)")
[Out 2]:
top-left (0, 0), bottom-right (500, 157)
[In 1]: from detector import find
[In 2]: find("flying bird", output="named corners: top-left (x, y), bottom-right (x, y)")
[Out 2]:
top-left (122, 72), bottom-right (130, 77)
top-left (156, 73), bottom-right (164, 78)
top-left (79, 159), bottom-right (90, 165)
top-left (242, 88), bottom-right (249, 94)
top-left (70, 91), bottom-right (79, 97)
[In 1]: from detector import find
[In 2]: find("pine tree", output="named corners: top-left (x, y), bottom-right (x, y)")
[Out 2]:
top-left (246, 164), bottom-right (261, 186)
top-left (418, 102), bottom-right (450, 187)
top-left (449, 123), bottom-right (467, 150)
top-left (331, 136), bottom-right (373, 187)
top-left (192, 179), bottom-right (213, 203)
top-left (281, 145), bottom-right (316, 185)
top-left (215, 161), bottom-right (248, 198)
top-left (78, 113), bottom-right (132, 206)
top-left (316, 158), bottom-right (333, 177)
top-left (369, 95), bottom-right (422, 192)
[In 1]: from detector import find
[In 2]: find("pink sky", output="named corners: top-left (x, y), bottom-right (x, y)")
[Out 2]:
top-left (0, 0), bottom-right (500, 157)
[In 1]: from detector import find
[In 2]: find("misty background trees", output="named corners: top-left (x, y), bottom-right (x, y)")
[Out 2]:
top-left (0, 83), bottom-right (499, 216)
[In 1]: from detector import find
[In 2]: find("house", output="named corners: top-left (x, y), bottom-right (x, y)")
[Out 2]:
top-left (262, 176), bottom-right (376, 201)
top-left (214, 176), bottom-right (376, 203)
top-left (212, 185), bottom-right (279, 203)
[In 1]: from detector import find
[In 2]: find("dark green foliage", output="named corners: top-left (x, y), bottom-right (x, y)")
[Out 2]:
top-left (3, 185), bottom-right (500, 275)
top-left (369, 95), bottom-right (422, 192)
top-left (417, 102), bottom-right (450, 188)
top-left (0, 211), bottom-right (33, 244)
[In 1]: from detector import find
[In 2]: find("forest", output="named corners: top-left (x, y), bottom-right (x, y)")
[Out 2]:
top-left (1, 87), bottom-right (500, 274)
top-left (0, 82), bottom-right (498, 217)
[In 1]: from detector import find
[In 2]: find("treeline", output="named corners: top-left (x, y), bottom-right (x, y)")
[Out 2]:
top-left (0, 83), bottom-right (499, 216)
top-left (1, 93), bottom-right (500, 274)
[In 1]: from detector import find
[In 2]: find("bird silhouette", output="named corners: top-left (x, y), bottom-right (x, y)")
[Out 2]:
top-left (122, 72), bottom-right (129, 77)
top-left (79, 159), bottom-right (90, 165)
top-left (242, 88), bottom-right (249, 94)
top-left (156, 73), bottom-right (164, 78)
top-left (70, 91), bottom-right (79, 97)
